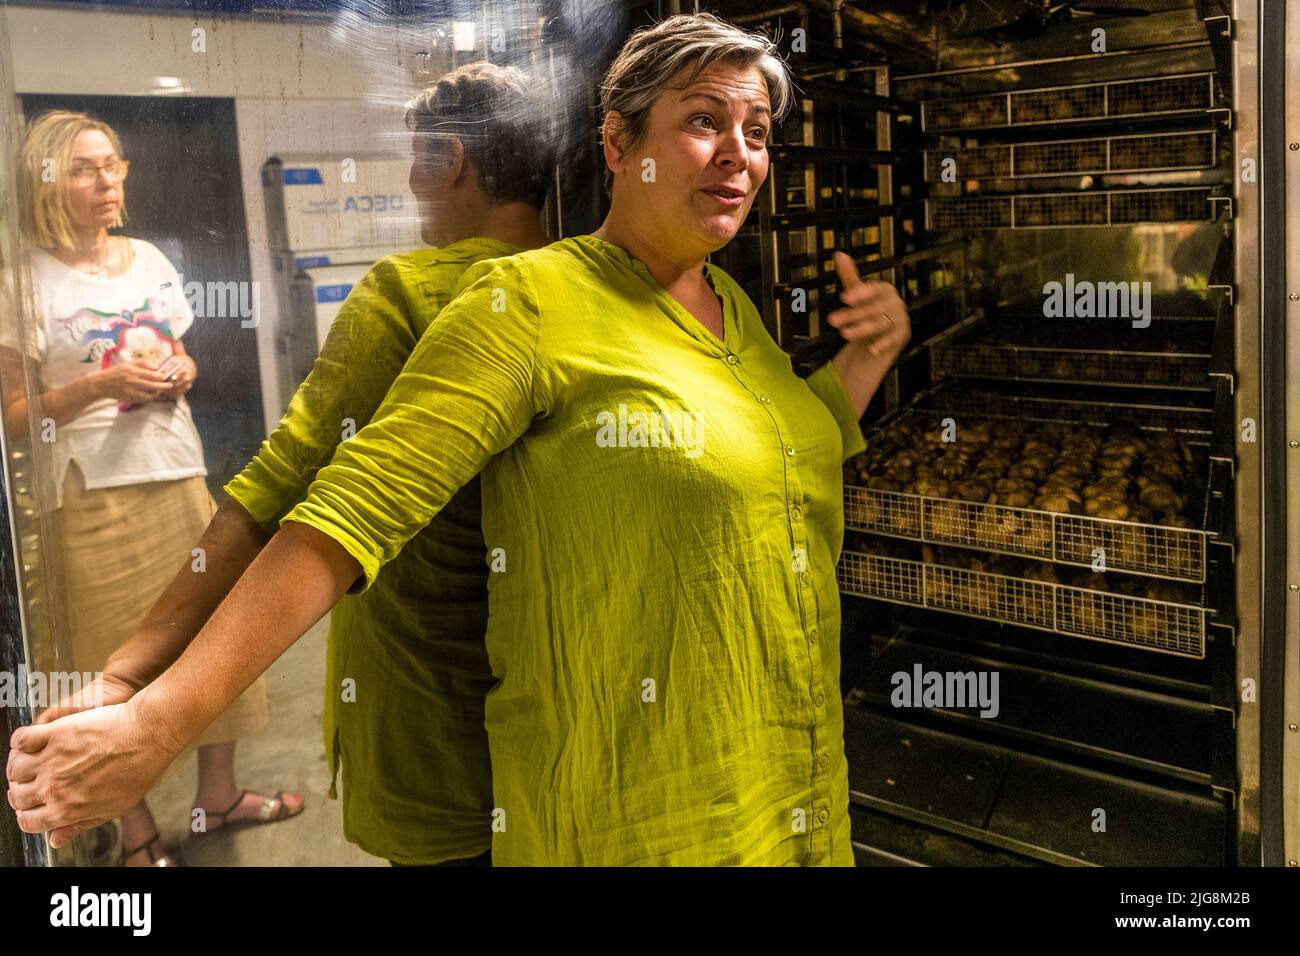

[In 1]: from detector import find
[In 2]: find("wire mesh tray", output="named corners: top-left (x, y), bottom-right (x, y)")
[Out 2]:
top-left (837, 549), bottom-right (1208, 658)
top-left (911, 383), bottom-right (1215, 436)
top-left (926, 186), bottom-right (1220, 230)
top-left (844, 388), bottom-right (1215, 582)
top-left (843, 485), bottom-right (1207, 582)
top-left (923, 130), bottom-right (1217, 182)
top-left (934, 342), bottom-right (1211, 388)
top-left (921, 72), bottom-right (1218, 132)
top-left (932, 319), bottom-right (1213, 389)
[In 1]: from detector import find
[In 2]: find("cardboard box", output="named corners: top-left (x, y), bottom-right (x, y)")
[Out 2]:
top-left (282, 262), bottom-right (375, 397)
top-left (262, 154), bottom-right (422, 252)
top-left (272, 245), bottom-right (399, 274)
top-left (299, 263), bottom-right (374, 350)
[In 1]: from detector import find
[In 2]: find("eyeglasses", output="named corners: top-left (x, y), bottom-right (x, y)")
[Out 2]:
top-left (69, 159), bottom-right (130, 187)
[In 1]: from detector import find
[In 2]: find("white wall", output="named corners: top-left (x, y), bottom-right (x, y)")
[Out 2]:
top-left (8, 4), bottom-right (434, 433)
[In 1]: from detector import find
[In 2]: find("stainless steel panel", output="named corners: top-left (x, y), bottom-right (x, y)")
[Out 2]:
top-left (1280, 0), bottom-right (1300, 869)
top-left (1232, 0), bottom-right (1264, 865)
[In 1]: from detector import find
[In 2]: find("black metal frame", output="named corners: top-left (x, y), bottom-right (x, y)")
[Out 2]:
top-left (1257, 0), bottom-right (1287, 870)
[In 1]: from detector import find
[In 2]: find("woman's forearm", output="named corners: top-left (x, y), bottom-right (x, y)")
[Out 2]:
top-left (100, 498), bottom-right (273, 691)
top-left (132, 520), bottom-right (362, 753)
top-left (832, 342), bottom-right (894, 419)
top-left (3, 374), bottom-right (106, 437)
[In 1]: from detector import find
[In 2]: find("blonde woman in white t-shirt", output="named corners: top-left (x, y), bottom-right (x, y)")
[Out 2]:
top-left (0, 110), bottom-right (301, 866)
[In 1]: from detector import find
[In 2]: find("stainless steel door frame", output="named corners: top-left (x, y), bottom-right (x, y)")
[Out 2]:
top-left (1228, 0), bottom-right (1266, 868)
top-left (1276, 0), bottom-right (1300, 869)
top-left (0, 0), bottom-right (47, 868)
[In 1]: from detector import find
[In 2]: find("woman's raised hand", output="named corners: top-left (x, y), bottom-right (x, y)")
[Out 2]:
top-left (825, 251), bottom-right (913, 418)
top-left (825, 250), bottom-right (912, 360)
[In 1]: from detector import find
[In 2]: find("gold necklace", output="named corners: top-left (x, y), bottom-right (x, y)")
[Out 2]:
top-left (72, 238), bottom-right (113, 275)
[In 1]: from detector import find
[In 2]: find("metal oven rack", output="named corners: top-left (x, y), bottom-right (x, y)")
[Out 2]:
top-left (843, 483), bottom-right (1211, 583)
top-left (837, 547), bottom-right (1209, 659)
top-left (932, 316), bottom-right (1216, 390)
top-left (710, 70), bottom-right (927, 348)
top-left (841, 383), bottom-right (1225, 584)
top-left (920, 72), bottom-right (1221, 133)
top-left (795, 1), bottom-right (1246, 870)
top-left (923, 130), bottom-right (1218, 182)
top-left (926, 185), bottom-right (1224, 230)
top-left (898, 380), bottom-right (1218, 437)
top-left (935, 340), bottom-right (1211, 389)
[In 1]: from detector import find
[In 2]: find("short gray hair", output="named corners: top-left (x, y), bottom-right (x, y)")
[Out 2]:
top-left (405, 61), bottom-right (556, 209)
top-left (597, 12), bottom-right (796, 198)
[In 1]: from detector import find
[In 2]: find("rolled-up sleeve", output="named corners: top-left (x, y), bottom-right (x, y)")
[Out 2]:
top-left (281, 256), bottom-right (543, 594)
top-left (223, 258), bottom-right (426, 535)
top-left (805, 360), bottom-right (867, 461)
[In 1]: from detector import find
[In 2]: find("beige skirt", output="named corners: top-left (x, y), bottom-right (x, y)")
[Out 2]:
top-left (58, 460), bottom-right (269, 748)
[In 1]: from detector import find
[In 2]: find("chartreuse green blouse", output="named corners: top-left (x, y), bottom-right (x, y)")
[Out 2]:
top-left (224, 238), bottom-right (524, 865)
top-left (283, 234), bottom-right (866, 865)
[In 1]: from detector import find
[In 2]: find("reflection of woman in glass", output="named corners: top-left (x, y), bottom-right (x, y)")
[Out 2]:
top-left (12, 15), bottom-right (910, 865)
top-left (0, 111), bottom-right (298, 866)
top-left (218, 65), bottom-right (554, 866)
top-left (15, 64), bottom-right (557, 868)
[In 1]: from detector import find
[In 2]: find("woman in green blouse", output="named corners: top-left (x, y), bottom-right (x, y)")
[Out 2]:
top-left (9, 13), bottom-right (910, 865)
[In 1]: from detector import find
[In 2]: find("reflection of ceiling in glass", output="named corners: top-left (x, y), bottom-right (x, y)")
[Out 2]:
top-left (21, 1), bottom-right (517, 15)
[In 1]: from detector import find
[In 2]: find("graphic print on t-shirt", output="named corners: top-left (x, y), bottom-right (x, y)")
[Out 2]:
top-left (58, 298), bottom-right (179, 411)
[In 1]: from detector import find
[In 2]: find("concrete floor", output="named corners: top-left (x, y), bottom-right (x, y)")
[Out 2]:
top-left (78, 611), bottom-right (386, 867)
